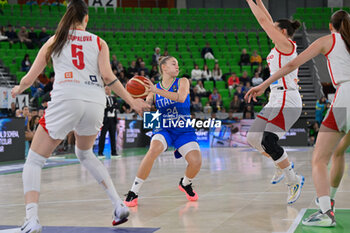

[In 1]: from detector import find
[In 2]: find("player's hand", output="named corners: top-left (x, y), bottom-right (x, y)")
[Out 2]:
top-left (143, 79), bottom-right (157, 93)
top-left (244, 84), bottom-right (266, 103)
top-left (130, 98), bottom-right (151, 116)
top-left (11, 85), bottom-right (22, 98)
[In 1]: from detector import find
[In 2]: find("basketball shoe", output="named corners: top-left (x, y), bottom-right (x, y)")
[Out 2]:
top-left (315, 198), bottom-right (335, 213)
top-left (287, 174), bottom-right (305, 204)
top-left (178, 178), bottom-right (198, 201)
top-left (124, 190), bottom-right (138, 207)
top-left (21, 216), bottom-right (42, 233)
top-left (302, 209), bottom-right (336, 227)
top-left (112, 203), bottom-right (129, 226)
top-left (271, 162), bottom-right (294, 184)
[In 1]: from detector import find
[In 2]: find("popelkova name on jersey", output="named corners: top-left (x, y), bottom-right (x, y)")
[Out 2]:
top-left (143, 111), bottom-right (221, 129)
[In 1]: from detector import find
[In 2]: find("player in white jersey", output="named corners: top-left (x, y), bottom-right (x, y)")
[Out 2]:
top-left (246, 10), bottom-right (350, 227)
top-left (245, 0), bottom-right (304, 205)
top-left (11, 0), bottom-right (149, 232)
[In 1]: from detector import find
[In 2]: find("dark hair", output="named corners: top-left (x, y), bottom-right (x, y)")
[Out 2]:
top-left (46, 0), bottom-right (88, 62)
top-left (158, 56), bottom-right (175, 75)
top-left (276, 19), bottom-right (301, 37)
top-left (331, 10), bottom-right (350, 53)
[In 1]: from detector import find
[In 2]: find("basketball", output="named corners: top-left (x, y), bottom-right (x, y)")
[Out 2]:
top-left (126, 76), bottom-right (149, 99)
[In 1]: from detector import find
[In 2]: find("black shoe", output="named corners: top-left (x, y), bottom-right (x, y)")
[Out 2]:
top-left (98, 153), bottom-right (104, 156)
top-left (124, 191), bottom-right (138, 207)
top-left (111, 153), bottom-right (120, 156)
top-left (178, 178), bottom-right (198, 201)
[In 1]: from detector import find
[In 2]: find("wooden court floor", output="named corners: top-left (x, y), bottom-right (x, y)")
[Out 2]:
top-left (0, 147), bottom-right (349, 233)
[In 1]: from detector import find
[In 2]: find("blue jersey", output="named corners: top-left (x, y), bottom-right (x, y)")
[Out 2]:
top-left (154, 78), bottom-right (194, 133)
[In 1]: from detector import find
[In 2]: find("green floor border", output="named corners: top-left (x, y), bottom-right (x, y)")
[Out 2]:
top-left (290, 208), bottom-right (350, 233)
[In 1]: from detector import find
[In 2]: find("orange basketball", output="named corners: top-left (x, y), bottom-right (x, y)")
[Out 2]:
top-left (126, 76), bottom-right (149, 99)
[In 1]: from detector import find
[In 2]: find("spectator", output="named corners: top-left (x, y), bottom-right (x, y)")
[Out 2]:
top-left (209, 88), bottom-right (222, 106)
top-left (163, 50), bottom-right (169, 56)
top-left (149, 65), bottom-right (160, 82)
top-left (135, 57), bottom-right (143, 70)
top-left (212, 63), bottom-right (222, 81)
top-left (41, 72), bottom-right (54, 100)
top-left (152, 47), bottom-right (161, 65)
top-left (315, 96), bottom-right (328, 125)
top-left (118, 71), bottom-right (127, 86)
top-left (239, 71), bottom-right (251, 86)
top-left (260, 64), bottom-right (270, 80)
top-left (250, 50), bottom-right (262, 66)
top-left (203, 102), bottom-right (212, 114)
top-left (110, 54), bottom-right (119, 70)
top-left (21, 54), bottom-right (32, 72)
top-left (38, 27), bottom-right (50, 44)
top-left (15, 109), bottom-right (22, 117)
top-left (195, 80), bottom-right (208, 97)
top-left (201, 42), bottom-right (215, 59)
top-left (30, 79), bottom-right (44, 104)
top-left (37, 70), bottom-right (49, 85)
top-left (138, 62), bottom-right (149, 76)
top-left (0, 26), bottom-right (8, 41)
top-left (127, 60), bottom-right (138, 78)
top-left (38, 109), bottom-right (44, 117)
top-left (243, 104), bottom-right (255, 119)
top-left (38, 97), bottom-right (49, 110)
top-left (29, 115), bottom-right (40, 133)
top-left (121, 101), bottom-right (132, 113)
top-left (139, 70), bottom-right (149, 79)
top-left (18, 26), bottom-right (34, 49)
top-left (191, 96), bottom-right (203, 113)
top-left (251, 71), bottom-right (264, 86)
top-left (28, 27), bottom-right (39, 47)
top-left (309, 122), bottom-right (320, 146)
top-left (201, 64), bottom-right (212, 81)
top-left (116, 62), bottom-right (124, 75)
top-left (239, 48), bottom-right (250, 71)
top-left (230, 94), bottom-right (243, 113)
top-left (227, 72), bottom-right (240, 93)
top-left (213, 100), bottom-right (223, 113)
top-left (191, 64), bottom-right (202, 81)
top-left (8, 102), bottom-right (16, 117)
top-left (5, 24), bottom-right (19, 44)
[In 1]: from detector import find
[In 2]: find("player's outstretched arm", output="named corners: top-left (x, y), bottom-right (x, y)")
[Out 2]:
top-left (98, 39), bottom-right (150, 115)
top-left (245, 35), bottom-right (331, 103)
top-left (256, 0), bottom-right (273, 23)
top-left (246, 0), bottom-right (291, 52)
top-left (11, 37), bottom-right (54, 97)
top-left (144, 78), bottom-right (189, 103)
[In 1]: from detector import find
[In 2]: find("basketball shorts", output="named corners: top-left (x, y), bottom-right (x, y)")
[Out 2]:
top-left (39, 99), bottom-right (105, 140)
top-left (322, 82), bottom-right (350, 133)
top-left (152, 129), bottom-right (198, 159)
top-left (256, 89), bottom-right (302, 138)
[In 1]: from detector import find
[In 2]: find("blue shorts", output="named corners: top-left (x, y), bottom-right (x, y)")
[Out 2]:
top-left (152, 129), bottom-right (197, 159)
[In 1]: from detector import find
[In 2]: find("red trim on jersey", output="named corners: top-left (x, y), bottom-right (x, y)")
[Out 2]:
top-left (39, 111), bottom-right (49, 134)
top-left (279, 53), bottom-right (288, 89)
top-left (97, 36), bottom-right (101, 51)
top-left (327, 58), bottom-right (338, 86)
top-left (275, 40), bottom-right (295, 56)
top-left (325, 33), bottom-right (336, 57)
top-left (257, 115), bottom-right (268, 121)
top-left (268, 91), bottom-right (286, 131)
top-left (322, 87), bottom-right (340, 131)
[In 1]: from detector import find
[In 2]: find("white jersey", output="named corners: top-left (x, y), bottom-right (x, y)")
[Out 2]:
top-left (325, 32), bottom-right (350, 87)
top-left (266, 40), bottom-right (299, 91)
top-left (50, 29), bottom-right (105, 106)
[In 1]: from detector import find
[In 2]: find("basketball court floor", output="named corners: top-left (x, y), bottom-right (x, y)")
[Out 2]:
top-left (0, 147), bottom-right (349, 233)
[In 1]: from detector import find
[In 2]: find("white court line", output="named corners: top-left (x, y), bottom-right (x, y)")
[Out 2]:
top-left (286, 208), bottom-right (307, 233)
top-left (0, 228), bottom-right (20, 233)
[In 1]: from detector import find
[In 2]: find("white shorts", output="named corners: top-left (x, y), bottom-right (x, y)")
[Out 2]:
top-left (322, 82), bottom-right (350, 133)
top-left (39, 100), bottom-right (104, 140)
top-left (256, 89), bottom-right (302, 138)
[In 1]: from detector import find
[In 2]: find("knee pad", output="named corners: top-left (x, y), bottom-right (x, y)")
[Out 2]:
top-left (179, 141), bottom-right (200, 157)
top-left (75, 147), bottom-right (106, 183)
top-left (151, 134), bottom-right (167, 152)
top-left (246, 131), bottom-right (265, 153)
top-left (261, 131), bottom-right (284, 161)
top-left (23, 149), bottom-right (47, 194)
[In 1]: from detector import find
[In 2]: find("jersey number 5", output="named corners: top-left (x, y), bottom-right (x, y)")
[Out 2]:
top-left (71, 44), bottom-right (85, 70)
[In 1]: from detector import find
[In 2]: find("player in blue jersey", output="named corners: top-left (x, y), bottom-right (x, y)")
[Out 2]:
top-left (124, 56), bottom-right (202, 207)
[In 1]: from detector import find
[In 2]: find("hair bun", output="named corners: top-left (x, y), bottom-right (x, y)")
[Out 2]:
top-left (291, 20), bottom-right (301, 30)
